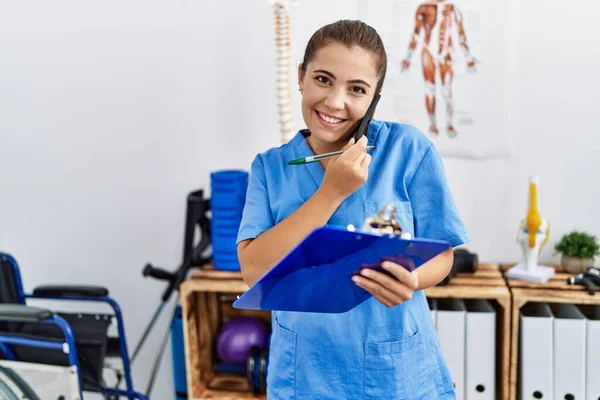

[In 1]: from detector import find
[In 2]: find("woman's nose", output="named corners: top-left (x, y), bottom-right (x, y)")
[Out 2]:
top-left (323, 89), bottom-right (346, 111)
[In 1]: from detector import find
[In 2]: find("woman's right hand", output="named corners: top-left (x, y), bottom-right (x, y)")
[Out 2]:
top-left (238, 136), bottom-right (371, 287)
top-left (319, 135), bottom-right (372, 201)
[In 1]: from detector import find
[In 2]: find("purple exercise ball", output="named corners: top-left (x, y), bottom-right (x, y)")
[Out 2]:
top-left (216, 316), bottom-right (268, 364)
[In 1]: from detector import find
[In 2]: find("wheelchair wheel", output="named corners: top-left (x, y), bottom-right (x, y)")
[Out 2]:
top-left (0, 364), bottom-right (42, 400)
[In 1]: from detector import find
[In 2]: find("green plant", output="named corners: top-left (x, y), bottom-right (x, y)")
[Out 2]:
top-left (554, 231), bottom-right (600, 258)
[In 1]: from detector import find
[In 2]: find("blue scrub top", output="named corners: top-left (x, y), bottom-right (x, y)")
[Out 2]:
top-left (237, 120), bottom-right (470, 399)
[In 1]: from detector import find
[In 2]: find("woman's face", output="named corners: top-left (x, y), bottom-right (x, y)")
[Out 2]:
top-left (298, 41), bottom-right (379, 152)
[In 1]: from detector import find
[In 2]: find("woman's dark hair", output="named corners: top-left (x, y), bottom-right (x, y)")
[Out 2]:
top-left (300, 20), bottom-right (387, 94)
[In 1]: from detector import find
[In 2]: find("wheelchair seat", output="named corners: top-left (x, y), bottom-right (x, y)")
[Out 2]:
top-left (1, 312), bottom-right (112, 391)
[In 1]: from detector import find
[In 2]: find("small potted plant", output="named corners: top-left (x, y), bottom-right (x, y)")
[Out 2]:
top-left (554, 231), bottom-right (599, 273)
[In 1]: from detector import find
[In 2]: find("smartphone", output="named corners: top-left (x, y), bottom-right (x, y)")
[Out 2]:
top-left (354, 93), bottom-right (381, 142)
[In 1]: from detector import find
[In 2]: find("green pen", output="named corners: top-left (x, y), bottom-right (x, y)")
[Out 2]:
top-left (287, 146), bottom-right (375, 165)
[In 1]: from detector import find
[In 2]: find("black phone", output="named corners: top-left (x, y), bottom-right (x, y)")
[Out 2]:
top-left (354, 93), bottom-right (381, 142)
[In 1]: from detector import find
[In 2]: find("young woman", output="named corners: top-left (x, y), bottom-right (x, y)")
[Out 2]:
top-left (236, 19), bottom-right (469, 399)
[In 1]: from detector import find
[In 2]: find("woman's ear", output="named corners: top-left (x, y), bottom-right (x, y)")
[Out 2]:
top-left (297, 63), bottom-right (305, 89)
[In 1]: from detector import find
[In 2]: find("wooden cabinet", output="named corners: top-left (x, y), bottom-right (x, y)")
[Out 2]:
top-left (425, 263), bottom-right (511, 400)
top-left (504, 265), bottom-right (600, 400)
top-left (180, 263), bottom-right (600, 400)
top-left (180, 263), bottom-right (514, 400)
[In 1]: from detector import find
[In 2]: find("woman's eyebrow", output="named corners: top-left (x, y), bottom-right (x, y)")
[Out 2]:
top-left (348, 79), bottom-right (371, 88)
top-left (313, 69), bottom-right (371, 88)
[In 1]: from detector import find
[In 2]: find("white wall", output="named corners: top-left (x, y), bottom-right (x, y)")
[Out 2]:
top-left (446, 0), bottom-right (600, 262)
top-left (1, 0), bottom-right (598, 398)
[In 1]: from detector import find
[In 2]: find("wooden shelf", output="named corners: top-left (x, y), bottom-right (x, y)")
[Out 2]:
top-left (181, 262), bottom-right (600, 400)
top-left (180, 266), bottom-right (267, 400)
top-left (503, 265), bottom-right (600, 400)
top-left (426, 263), bottom-right (511, 400)
top-left (425, 263), bottom-right (510, 299)
top-left (183, 270), bottom-right (250, 294)
top-left (180, 263), bottom-right (512, 399)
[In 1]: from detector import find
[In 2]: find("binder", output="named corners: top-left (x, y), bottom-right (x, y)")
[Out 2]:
top-left (586, 305), bottom-right (600, 399)
top-left (552, 303), bottom-right (586, 399)
top-left (520, 302), bottom-right (554, 400)
top-left (436, 298), bottom-right (466, 400)
top-left (232, 224), bottom-right (450, 313)
top-left (464, 299), bottom-right (496, 400)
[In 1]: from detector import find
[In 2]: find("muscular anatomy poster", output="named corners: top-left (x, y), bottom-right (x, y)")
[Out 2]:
top-left (358, 0), bottom-right (514, 159)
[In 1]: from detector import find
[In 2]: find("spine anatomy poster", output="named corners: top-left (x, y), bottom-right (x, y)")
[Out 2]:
top-left (358, 0), bottom-right (514, 159)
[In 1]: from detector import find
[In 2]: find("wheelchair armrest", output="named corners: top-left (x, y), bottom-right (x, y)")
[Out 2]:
top-left (32, 284), bottom-right (109, 298)
top-left (0, 304), bottom-right (53, 323)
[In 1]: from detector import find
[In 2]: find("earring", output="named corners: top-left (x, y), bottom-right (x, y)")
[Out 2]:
top-left (299, 88), bottom-right (303, 94)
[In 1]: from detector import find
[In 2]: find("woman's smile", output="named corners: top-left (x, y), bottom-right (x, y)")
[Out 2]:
top-left (315, 109), bottom-right (348, 129)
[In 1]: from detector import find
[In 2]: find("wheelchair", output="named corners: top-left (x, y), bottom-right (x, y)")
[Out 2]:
top-left (0, 189), bottom-right (212, 399)
top-left (0, 251), bottom-right (147, 400)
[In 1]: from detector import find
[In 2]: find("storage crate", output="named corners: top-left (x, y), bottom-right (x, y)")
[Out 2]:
top-left (180, 267), bottom-right (269, 400)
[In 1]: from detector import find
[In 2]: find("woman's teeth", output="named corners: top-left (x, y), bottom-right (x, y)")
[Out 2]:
top-left (318, 111), bottom-right (343, 124)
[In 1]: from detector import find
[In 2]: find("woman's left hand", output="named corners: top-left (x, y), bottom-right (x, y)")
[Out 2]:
top-left (351, 261), bottom-right (420, 307)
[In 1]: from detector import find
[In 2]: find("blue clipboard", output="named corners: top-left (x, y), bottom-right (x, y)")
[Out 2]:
top-left (232, 225), bottom-right (451, 313)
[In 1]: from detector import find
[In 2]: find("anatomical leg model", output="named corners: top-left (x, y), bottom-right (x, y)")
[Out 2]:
top-left (421, 48), bottom-right (438, 135)
top-left (438, 52), bottom-right (456, 137)
top-left (506, 175), bottom-right (556, 283)
top-left (269, 0), bottom-right (298, 144)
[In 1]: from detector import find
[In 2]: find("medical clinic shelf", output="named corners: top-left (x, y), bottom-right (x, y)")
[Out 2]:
top-left (179, 264), bottom-right (510, 400)
top-left (502, 264), bottom-right (600, 400)
top-left (180, 266), bottom-right (267, 400)
top-left (425, 263), bottom-right (512, 400)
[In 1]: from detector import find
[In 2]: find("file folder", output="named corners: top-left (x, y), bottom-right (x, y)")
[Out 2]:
top-left (232, 225), bottom-right (451, 313)
top-left (465, 299), bottom-right (496, 400)
top-left (520, 302), bottom-right (554, 400)
top-left (552, 303), bottom-right (586, 400)
top-left (436, 298), bottom-right (467, 400)
top-left (586, 306), bottom-right (600, 399)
